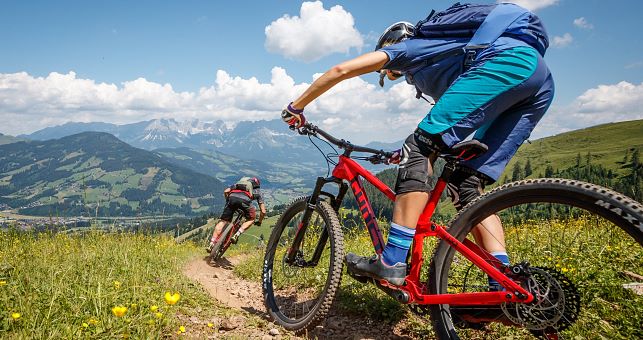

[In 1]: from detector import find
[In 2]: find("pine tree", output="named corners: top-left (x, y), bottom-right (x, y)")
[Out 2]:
top-left (545, 164), bottom-right (554, 177)
top-left (524, 159), bottom-right (533, 178)
top-left (511, 162), bottom-right (523, 181)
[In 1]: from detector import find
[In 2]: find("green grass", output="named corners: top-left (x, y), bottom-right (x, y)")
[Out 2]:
top-left (0, 228), bottom-right (238, 338)
top-left (505, 119), bottom-right (643, 178)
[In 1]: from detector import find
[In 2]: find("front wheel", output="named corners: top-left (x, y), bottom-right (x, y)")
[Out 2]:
top-left (429, 179), bottom-right (643, 339)
top-left (262, 196), bottom-right (344, 331)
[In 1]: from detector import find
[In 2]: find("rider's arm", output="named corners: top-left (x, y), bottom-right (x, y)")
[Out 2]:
top-left (291, 51), bottom-right (389, 110)
top-left (223, 187), bottom-right (231, 199)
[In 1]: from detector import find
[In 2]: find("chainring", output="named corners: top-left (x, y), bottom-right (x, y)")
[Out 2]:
top-left (501, 267), bottom-right (581, 335)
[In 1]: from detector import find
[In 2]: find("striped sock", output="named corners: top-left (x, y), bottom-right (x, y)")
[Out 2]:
top-left (488, 251), bottom-right (510, 288)
top-left (381, 223), bottom-right (416, 266)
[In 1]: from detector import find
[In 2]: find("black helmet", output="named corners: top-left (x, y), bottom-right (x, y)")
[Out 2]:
top-left (375, 21), bottom-right (415, 50)
top-left (250, 177), bottom-right (260, 189)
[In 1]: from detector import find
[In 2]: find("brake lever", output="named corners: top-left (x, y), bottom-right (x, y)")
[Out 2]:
top-left (367, 154), bottom-right (384, 165)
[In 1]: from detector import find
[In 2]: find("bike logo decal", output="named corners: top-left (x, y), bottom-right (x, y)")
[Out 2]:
top-left (351, 179), bottom-right (385, 253)
top-left (595, 199), bottom-right (642, 232)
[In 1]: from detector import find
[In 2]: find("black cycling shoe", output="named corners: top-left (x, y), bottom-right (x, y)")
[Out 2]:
top-left (205, 243), bottom-right (213, 254)
top-left (231, 234), bottom-right (239, 244)
top-left (345, 253), bottom-right (406, 286)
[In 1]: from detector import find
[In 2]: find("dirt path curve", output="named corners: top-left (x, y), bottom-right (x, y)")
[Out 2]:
top-left (183, 255), bottom-right (416, 339)
top-left (183, 255), bottom-right (266, 315)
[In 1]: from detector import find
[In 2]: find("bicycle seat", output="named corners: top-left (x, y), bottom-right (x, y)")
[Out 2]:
top-left (442, 140), bottom-right (488, 161)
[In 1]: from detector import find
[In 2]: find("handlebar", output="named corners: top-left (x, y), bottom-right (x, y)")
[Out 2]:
top-left (293, 123), bottom-right (395, 163)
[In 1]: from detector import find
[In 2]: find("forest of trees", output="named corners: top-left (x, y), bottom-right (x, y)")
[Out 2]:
top-left (502, 148), bottom-right (642, 202)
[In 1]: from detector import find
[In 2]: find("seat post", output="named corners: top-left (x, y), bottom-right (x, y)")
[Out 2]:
top-left (440, 156), bottom-right (459, 183)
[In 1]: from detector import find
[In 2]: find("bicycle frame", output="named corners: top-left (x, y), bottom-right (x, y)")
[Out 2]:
top-left (289, 154), bottom-right (534, 305)
top-left (218, 214), bottom-right (245, 257)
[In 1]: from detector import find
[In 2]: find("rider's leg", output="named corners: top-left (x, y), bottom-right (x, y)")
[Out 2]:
top-left (346, 133), bottom-right (438, 285)
top-left (231, 204), bottom-right (256, 243)
top-left (209, 202), bottom-right (237, 249)
top-left (211, 220), bottom-right (227, 243)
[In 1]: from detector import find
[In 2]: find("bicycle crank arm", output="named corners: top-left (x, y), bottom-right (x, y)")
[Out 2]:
top-left (346, 269), bottom-right (410, 303)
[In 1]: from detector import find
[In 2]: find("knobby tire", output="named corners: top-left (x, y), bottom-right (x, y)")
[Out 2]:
top-left (262, 196), bottom-right (345, 331)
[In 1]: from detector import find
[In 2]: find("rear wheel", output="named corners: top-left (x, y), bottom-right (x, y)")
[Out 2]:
top-left (262, 196), bottom-right (344, 331)
top-left (429, 179), bottom-right (643, 339)
top-left (210, 215), bottom-right (239, 262)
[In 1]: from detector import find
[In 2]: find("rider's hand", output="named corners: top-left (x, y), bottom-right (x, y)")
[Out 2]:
top-left (386, 149), bottom-right (402, 165)
top-left (254, 221), bottom-right (262, 226)
top-left (281, 102), bottom-right (306, 128)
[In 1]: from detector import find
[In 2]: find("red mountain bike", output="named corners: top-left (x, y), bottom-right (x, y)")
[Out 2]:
top-left (209, 211), bottom-right (244, 262)
top-left (262, 123), bottom-right (643, 339)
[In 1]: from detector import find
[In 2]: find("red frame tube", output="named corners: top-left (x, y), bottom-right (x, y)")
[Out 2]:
top-left (331, 154), bottom-right (533, 305)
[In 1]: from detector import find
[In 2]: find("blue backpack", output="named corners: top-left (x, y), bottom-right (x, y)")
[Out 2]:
top-left (414, 2), bottom-right (549, 66)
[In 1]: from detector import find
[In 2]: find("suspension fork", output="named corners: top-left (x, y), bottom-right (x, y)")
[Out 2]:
top-left (286, 176), bottom-right (345, 264)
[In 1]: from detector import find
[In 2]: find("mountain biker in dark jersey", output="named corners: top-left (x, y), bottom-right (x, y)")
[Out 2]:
top-left (281, 6), bottom-right (554, 287)
top-left (207, 177), bottom-right (266, 252)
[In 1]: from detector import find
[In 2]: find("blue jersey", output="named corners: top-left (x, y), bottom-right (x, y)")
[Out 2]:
top-left (380, 36), bottom-right (533, 100)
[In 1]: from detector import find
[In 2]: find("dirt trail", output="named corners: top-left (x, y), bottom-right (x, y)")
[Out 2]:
top-left (183, 255), bottom-right (415, 339)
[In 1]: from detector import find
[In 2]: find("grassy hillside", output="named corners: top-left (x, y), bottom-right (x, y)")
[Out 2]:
top-left (0, 229), bottom-right (251, 338)
top-left (504, 119), bottom-right (643, 179)
top-left (0, 132), bottom-right (226, 216)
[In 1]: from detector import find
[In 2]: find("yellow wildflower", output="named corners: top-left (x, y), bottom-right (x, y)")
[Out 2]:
top-left (112, 306), bottom-right (128, 317)
top-left (88, 318), bottom-right (99, 325)
top-left (11, 312), bottom-right (21, 320)
top-left (130, 303), bottom-right (137, 309)
top-left (207, 322), bottom-right (214, 328)
top-left (0, 280), bottom-right (6, 286)
top-left (561, 267), bottom-right (569, 273)
top-left (164, 292), bottom-right (181, 305)
top-left (179, 326), bottom-right (186, 333)
top-left (82, 322), bottom-right (89, 328)
top-left (114, 281), bottom-right (122, 289)
top-left (155, 312), bottom-right (163, 319)
top-left (150, 305), bottom-right (158, 312)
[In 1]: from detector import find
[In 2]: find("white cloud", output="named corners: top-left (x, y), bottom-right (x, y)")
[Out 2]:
top-left (498, 0), bottom-right (559, 11)
top-left (0, 70), bottom-right (428, 143)
top-left (573, 17), bottom-right (593, 29)
top-left (264, 1), bottom-right (364, 62)
top-left (532, 81), bottom-right (643, 139)
top-left (2, 71), bottom-right (642, 145)
top-left (551, 33), bottom-right (573, 48)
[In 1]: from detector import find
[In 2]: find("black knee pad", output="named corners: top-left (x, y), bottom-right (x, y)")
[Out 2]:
top-left (447, 169), bottom-right (490, 211)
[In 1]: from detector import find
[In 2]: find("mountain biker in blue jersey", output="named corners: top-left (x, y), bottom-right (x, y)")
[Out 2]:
top-left (281, 3), bottom-right (554, 288)
top-left (207, 177), bottom-right (266, 252)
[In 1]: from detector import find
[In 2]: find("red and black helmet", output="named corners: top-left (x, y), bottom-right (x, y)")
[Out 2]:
top-left (250, 177), bottom-right (260, 189)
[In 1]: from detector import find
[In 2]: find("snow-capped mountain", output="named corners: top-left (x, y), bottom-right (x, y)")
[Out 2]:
top-left (23, 118), bottom-right (325, 163)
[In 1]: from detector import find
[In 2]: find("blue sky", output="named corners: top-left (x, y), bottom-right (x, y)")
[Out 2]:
top-left (1, 0), bottom-right (642, 142)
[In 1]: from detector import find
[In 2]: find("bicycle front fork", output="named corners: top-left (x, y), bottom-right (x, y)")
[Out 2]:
top-left (285, 176), bottom-right (347, 266)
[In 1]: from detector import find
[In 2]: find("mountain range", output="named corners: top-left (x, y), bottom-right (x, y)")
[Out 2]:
top-left (22, 118), bottom-right (403, 163)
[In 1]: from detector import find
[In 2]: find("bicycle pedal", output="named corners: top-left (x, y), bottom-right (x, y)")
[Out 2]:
top-left (346, 268), bottom-right (371, 283)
